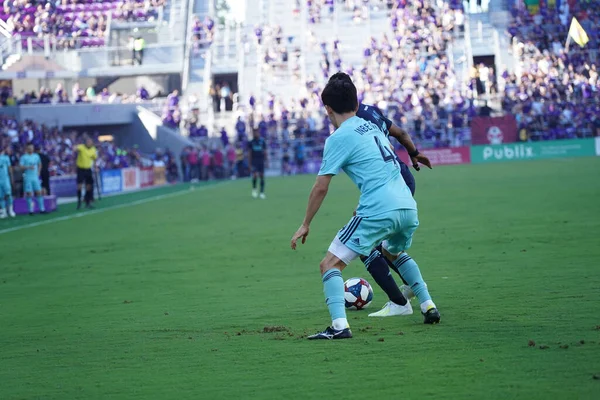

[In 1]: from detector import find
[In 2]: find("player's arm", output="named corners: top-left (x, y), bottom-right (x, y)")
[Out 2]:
top-left (291, 136), bottom-right (347, 250)
top-left (291, 174), bottom-right (332, 250)
top-left (388, 124), bottom-right (432, 170)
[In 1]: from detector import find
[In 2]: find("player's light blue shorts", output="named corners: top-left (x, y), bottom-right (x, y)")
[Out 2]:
top-left (0, 179), bottom-right (11, 197)
top-left (332, 209), bottom-right (419, 259)
top-left (23, 177), bottom-right (42, 193)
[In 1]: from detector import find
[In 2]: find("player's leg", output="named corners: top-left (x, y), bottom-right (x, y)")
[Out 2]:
top-left (6, 186), bottom-right (15, 217)
top-left (33, 180), bottom-right (45, 213)
top-left (382, 209), bottom-right (440, 324)
top-left (258, 168), bottom-right (265, 199)
top-left (360, 250), bottom-right (410, 312)
top-left (0, 183), bottom-right (6, 218)
top-left (251, 166), bottom-right (258, 198)
top-left (85, 170), bottom-right (94, 208)
top-left (372, 243), bottom-right (413, 298)
top-left (340, 214), bottom-right (412, 319)
top-left (307, 237), bottom-right (357, 340)
top-left (23, 179), bottom-right (34, 215)
top-left (76, 168), bottom-right (84, 209)
top-left (3, 180), bottom-right (15, 217)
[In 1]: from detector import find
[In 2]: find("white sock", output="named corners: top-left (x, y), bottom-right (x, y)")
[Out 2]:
top-left (420, 300), bottom-right (436, 314)
top-left (332, 318), bottom-right (349, 330)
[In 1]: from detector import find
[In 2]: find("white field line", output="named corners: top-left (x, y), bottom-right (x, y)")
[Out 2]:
top-left (0, 181), bottom-right (231, 236)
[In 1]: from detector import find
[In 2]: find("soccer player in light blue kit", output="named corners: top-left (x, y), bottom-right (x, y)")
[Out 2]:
top-left (291, 73), bottom-right (435, 339)
top-left (19, 143), bottom-right (46, 215)
top-left (0, 146), bottom-right (16, 218)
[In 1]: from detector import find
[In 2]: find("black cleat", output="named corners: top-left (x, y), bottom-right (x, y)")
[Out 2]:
top-left (40, 210), bottom-right (47, 214)
top-left (423, 308), bottom-right (441, 324)
top-left (76, 201), bottom-right (82, 210)
top-left (307, 326), bottom-right (352, 340)
top-left (29, 212), bottom-right (34, 216)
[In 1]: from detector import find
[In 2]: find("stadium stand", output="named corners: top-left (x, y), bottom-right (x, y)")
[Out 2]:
top-left (2, 0), bottom-right (166, 49)
top-left (506, 1), bottom-right (600, 140)
top-left (0, 0), bottom-right (598, 192)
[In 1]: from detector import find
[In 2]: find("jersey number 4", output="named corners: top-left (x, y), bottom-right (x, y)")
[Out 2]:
top-left (374, 137), bottom-right (398, 166)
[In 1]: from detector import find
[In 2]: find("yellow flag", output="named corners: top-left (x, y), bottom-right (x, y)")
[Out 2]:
top-left (568, 17), bottom-right (589, 48)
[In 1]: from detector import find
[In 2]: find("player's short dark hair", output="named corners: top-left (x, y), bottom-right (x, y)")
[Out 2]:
top-left (321, 72), bottom-right (358, 114)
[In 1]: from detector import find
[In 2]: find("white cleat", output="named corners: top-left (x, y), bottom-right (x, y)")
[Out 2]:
top-left (252, 189), bottom-right (258, 198)
top-left (400, 285), bottom-right (415, 301)
top-left (8, 207), bottom-right (16, 218)
top-left (368, 301), bottom-right (413, 317)
top-left (259, 193), bottom-right (266, 200)
top-left (0, 210), bottom-right (6, 219)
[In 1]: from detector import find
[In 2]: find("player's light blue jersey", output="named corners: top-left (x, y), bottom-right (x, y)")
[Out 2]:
top-left (20, 153), bottom-right (41, 179)
top-left (0, 154), bottom-right (11, 181)
top-left (318, 116), bottom-right (416, 217)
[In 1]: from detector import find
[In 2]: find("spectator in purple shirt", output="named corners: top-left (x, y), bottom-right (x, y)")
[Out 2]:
top-left (137, 86), bottom-right (149, 101)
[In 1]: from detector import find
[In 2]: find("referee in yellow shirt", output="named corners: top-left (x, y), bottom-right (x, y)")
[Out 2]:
top-left (75, 137), bottom-right (98, 209)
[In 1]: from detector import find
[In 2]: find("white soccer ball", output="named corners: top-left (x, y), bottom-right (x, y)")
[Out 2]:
top-left (344, 277), bottom-right (374, 310)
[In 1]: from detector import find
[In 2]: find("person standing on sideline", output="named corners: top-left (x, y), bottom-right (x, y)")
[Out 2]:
top-left (0, 146), bottom-right (16, 218)
top-left (20, 143), bottom-right (46, 215)
top-left (75, 137), bottom-right (98, 210)
top-left (248, 129), bottom-right (267, 199)
top-left (35, 145), bottom-right (50, 195)
top-left (133, 36), bottom-right (145, 65)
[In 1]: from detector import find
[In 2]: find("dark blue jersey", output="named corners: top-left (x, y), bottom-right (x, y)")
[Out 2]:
top-left (356, 103), bottom-right (393, 136)
top-left (248, 137), bottom-right (266, 164)
top-left (356, 103), bottom-right (415, 196)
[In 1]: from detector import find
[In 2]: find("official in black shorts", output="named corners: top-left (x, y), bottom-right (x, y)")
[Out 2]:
top-left (75, 137), bottom-right (98, 209)
top-left (248, 130), bottom-right (267, 199)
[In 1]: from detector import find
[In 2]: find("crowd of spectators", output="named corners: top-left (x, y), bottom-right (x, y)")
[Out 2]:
top-left (179, 143), bottom-right (239, 181)
top-left (505, 1), bottom-right (600, 140)
top-left (252, 24), bottom-right (292, 74)
top-left (3, 0), bottom-right (166, 49)
top-left (0, 115), bottom-right (155, 176)
top-left (301, 0), bottom-right (394, 24)
top-left (0, 83), bottom-right (163, 106)
top-left (162, 90), bottom-right (181, 128)
top-left (242, 0), bottom-right (472, 152)
top-left (190, 14), bottom-right (215, 54)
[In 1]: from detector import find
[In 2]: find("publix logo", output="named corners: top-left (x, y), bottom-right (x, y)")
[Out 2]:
top-left (483, 144), bottom-right (534, 160)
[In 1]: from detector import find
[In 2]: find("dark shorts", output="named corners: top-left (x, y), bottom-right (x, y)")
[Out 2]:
top-left (252, 161), bottom-right (265, 174)
top-left (77, 168), bottom-right (94, 186)
top-left (399, 159), bottom-right (416, 196)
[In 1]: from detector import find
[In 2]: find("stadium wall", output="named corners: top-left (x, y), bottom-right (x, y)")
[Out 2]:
top-left (49, 166), bottom-right (168, 199)
top-left (394, 138), bottom-right (598, 166)
top-left (0, 104), bottom-right (136, 128)
top-left (470, 139), bottom-right (597, 163)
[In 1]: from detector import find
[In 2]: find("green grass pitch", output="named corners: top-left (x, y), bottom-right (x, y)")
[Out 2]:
top-left (1, 157), bottom-right (600, 399)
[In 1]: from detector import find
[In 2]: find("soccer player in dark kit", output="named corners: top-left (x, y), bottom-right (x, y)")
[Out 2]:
top-left (248, 129), bottom-right (267, 199)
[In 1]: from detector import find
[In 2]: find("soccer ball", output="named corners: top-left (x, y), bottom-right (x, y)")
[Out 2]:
top-left (344, 277), bottom-right (374, 310)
